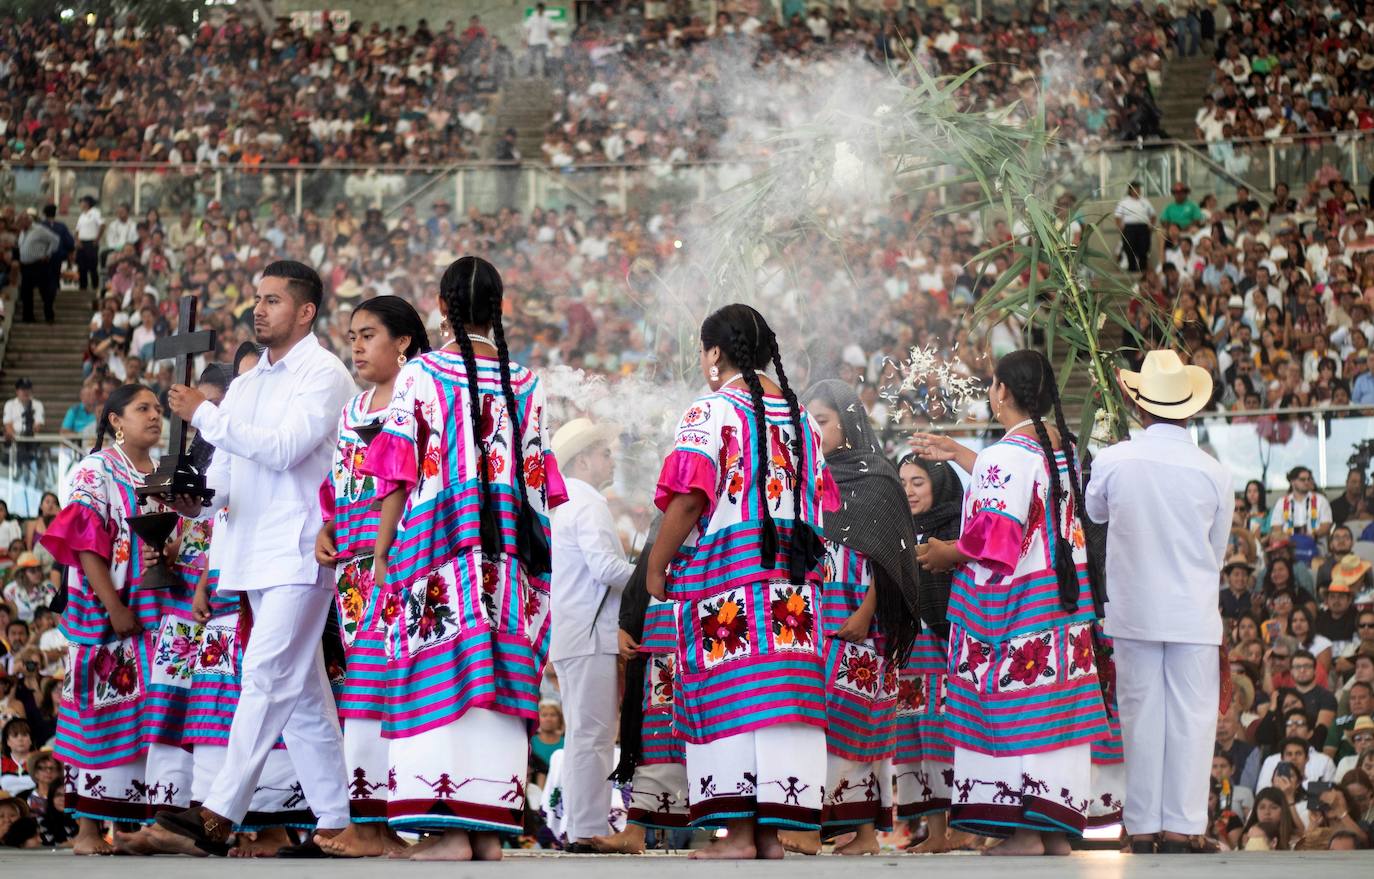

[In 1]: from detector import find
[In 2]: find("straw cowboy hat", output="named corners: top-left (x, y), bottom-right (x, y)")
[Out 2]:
top-left (1222, 554), bottom-right (1254, 575)
top-left (1118, 350), bottom-right (1213, 420)
top-left (1329, 554), bottom-right (1373, 592)
top-left (550, 418), bottom-right (621, 468)
top-left (1348, 716), bottom-right (1374, 740)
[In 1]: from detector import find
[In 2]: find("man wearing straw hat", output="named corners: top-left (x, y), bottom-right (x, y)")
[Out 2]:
top-left (1085, 350), bottom-right (1232, 854)
top-left (548, 417), bottom-right (634, 851)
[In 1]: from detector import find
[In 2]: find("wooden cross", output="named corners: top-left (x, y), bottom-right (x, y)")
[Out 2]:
top-left (139, 295), bottom-right (216, 499)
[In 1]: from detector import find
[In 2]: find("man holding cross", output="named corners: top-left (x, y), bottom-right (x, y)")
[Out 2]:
top-left (156, 261), bottom-right (357, 853)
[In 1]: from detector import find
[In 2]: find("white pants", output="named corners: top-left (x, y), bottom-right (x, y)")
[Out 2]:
top-left (552, 654), bottom-right (619, 840)
top-left (193, 746), bottom-right (315, 830)
top-left (685, 723), bottom-right (826, 829)
top-left (1114, 638), bottom-right (1218, 836)
top-left (202, 584), bottom-right (349, 829)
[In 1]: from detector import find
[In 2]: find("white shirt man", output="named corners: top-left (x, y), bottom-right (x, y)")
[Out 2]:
top-left (1255, 745), bottom-right (1336, 790)
top-left (1268, 468), bottom-right (1334, 538)
top-left (549, 419), bottom-right (634, 847)
top-left (1085, 350), bottom-right (1231, 851)
top-left (75, 203), bottom-right (103, 243)
top-left (2, 389), bottom-right (45, 439)
top-left (159, 264), bottom-right (356, 846)
top-left (103, 208), bottom-right (137, 255)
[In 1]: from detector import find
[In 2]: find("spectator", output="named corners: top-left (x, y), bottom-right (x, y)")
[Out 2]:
top-left (0, 504), bottom-right (20, 550)
top-left (2, 379), bottom-right (44, 443)
top-left (36, 778), bottom-right (75, 847)
top-left (1217, 702), bottom-right (1262, 791)
top-left (58, 381), bottom-right (99, 443)
top-left (1258, 725), bottom-right (1338, 789)
top-left (1269, 467), bottom-right (1333, 540)
top-left (1331, 470), bottom-right (1370, 527)
top-left (1161, 183), bottom-right (1204, 232)
top-left (1291, 649), bottom-right (1338, 728)
top-left (1, 556), bottom-right (50, 624)
top-left (523, 2), bottom-right (555, 77)
top-left (73, 195), bottom-right (102, 293)
top-left (23, 493), bottom-right (58, 569)
top-left (1241, 787), bottom-right (1300, 850)
top-left (530, 699), bottom-right (565, 791)
top-left (0, 795), bottom-right (39, 848)
top-left (0, 718), bottom-right (33, 796)
top-left (15, 212), bottom-right (58, 325)
top-left (1221, 555), bottom-right (1257, 620)
top-left (1327, 684), bottom-right (1373, 763)
top-left (1115, 181), bottom-right (1156, 273)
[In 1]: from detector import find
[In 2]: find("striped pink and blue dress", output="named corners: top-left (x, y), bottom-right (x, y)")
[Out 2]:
top-left (626, 597), bottom-right (689, 829)
top-left (819, 541), bottom-right (897, 831)
top-left (892, 630), bottom-right (955, 818)
top-left (40, 447), bottom-right (191, 824)
top-left (360, 350), bottom-right (565, 832)
top-left (945, 434), bottom-right (1109, 837)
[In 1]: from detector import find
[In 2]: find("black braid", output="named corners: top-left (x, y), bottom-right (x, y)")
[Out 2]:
top-left (768, 336), bottom-right (806, 533)
top-left (730, 329), bottom-right (779, 563)
top-left (92, 419), bottom-right (109, 454)
top-left (1048, 380), bottom-right (1087, 554)
top-left (491, 309), bottom-right (528, 508)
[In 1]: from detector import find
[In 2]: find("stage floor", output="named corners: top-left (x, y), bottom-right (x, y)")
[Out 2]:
top-left (0, 849), bottom-right (1366, 876)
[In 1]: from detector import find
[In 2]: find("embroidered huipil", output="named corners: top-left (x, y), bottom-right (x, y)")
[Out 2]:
top-left (820, 542), bottom-right (897, 762)
top-left (40, 449), bottom-right (186, 811)
top-left (944, 435), bottom-right (1108, 756)
top-left (639, 598), bottom-right (684, 765)
top-left (182, 510), bottom-right (248, 748)
top-left (318, 389), bottom-right (388, 720)
top-left (360, 351), bottom-right (566, 738)
top-left (893, 629), bottom-right (954, 765)
top-left (654, 387), bottom-right (835, 744)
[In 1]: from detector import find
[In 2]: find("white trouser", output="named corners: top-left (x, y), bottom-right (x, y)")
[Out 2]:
top-left (552, 653), bottom-right (619, 840)
top-left (1113, 637), bottom-right (1218, 836)
top-left (202, 583), bottom-right (349, 829)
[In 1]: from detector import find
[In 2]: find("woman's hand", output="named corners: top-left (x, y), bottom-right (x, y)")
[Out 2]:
top-left (1273, 770), bottom-right (1298, 802)
top-left (108, 603), bottom-right (142, 639)
top-left (917, 538), bottom-right (961, 573)
top-left (192, 584), bottom-right (212, 624)
top-left (835, 610), bottom-right (871, 643)
top-left (315, 525), bottom-right (338, 568)
top-left (372, 553), bottom-right (389, 591)
top-left (139, 540), bottom-right (171, 570)
top-left (646, 566), bottom-right (667, 601)
top-left (618, 628), bottom-right (641, 661)
top-left (910, 432), bottom-right (962, 463)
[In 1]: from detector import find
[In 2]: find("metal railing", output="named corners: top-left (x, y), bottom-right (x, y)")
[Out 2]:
top-left (1, 435), bottom-right (88, 517)
top-left (12, 130), bottom-right (1374, 221)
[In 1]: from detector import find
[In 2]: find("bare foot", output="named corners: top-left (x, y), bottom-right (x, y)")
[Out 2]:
top-left (835, 833), bottom-right (880, 856)
top-left (689, 837), bottom-right (758, 860)
top-left (911, 833), bottom-right (952, 854)
top-left (139, 823), bottom-right (209, 857)
top-left (591, 825), bottom-right (647, 854)
top-left (470, 831), bottom-right (502, 861)
top-left (947, 830), bottom-right (978, 851)
top-left (408, 829), bottom-right (472, 861)
top-left (381, 829), bottom-right (409, 855)
top-left (73, 830), bottom-right (114, 856)
top-left (754, 827), bottom-right (784, 860)
top-left (318, 824), bottom-right (385, 858)
top-left (389, 833), bottom-right (441, 859)
top-left (778, 828), bottom-right (821, 855)
top-left (229, 826), bottom-right (290, 858)
top-left (1041, 833), bottom-right (1072, 856)
top-left (113, 828), bottom-right (156, 856)
top-left (983, 831), bottom-right (1045, 857)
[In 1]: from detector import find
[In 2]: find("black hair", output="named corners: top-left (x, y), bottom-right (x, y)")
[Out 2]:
top-left (196, 362), bottom-right (233, 396)
top-left (92, 383), bottom-right (156, 454)
top-left (994, 349), bottom-right (1086, 611)
top-left (233, 341), bottom-right (263, 377)
top-left (354, 294), bottom-right (432, 359)
top-left (262, 259), bottom-right (323, 317)
top-left (1286, 465), bottom-right (1312, 484)
top-left (439, 256), bottom-right (523, 558)
top-left (1, 717), bottom-right (30, 757)
top-left (700, 304), bottom-right (806, 567)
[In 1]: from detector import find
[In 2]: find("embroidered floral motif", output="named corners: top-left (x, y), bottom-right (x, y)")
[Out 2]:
top-left (421, 441), bottom-right (441, 479)
top-left (971, 497), bottom-right (1008, 515)
top-left (197, 627), bottom-right (234, 675)
top-left (485, 451), bottom-right (506, 480)
top-left (897, 674), bottom-right (926, 715)
top-left (956, 632), bottom-right (992, 684)
top-left (726, 471), bottom-right (745, 504)
top-left (770, 585), bottom-right (814, 650)
top-left (91, 639), bottom-right (141, 708)
top-left (152, 618), bottom-right (199, 686)
top-left (977, 465), bottom-right (1012, 491)
top-left (996, 630), bottom-right (1059, 692)
top-left (681, 403), bottom-right (710, 428)
top-left (407, 572), bottom-right (457, 646)
top-left (700, 591), bottom-right (750, 668)
top-left (837, 643), bottom-right (881, 695)
top-left (766, 477), bottom-right (783, 505)
top-left (113, 539), bottom-right (131, 566)
top-left (649, 654), bottom-right (675, 709)
top-left (524, 453), bottom-right (545, 491)
top-left (337, 561), bottom-right (373, 646)
top-left (1022, 491), bottom-right (1045, 558)
top-left (480, 560), bottom-right (500, 624)
top-left (1070, 626), bottom-right (1094, 675)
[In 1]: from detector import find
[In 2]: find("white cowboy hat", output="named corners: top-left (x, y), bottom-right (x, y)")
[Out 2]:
top-left (550, 418), bottom-right (620, 468)
top-left (1118, 350), bottom-right (1213, 420)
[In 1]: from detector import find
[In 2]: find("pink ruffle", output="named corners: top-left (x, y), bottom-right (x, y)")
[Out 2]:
top-left (821, 470), bottom-right (840, 513)
top-left (40, 502), bottom-right (116, 568)
top-left (318, 475), bottom-right (336, 522)
top-left (956, 509), bottom-right (1024, 576)
top-left (358, 430), bottom-right (417, 499)
top-left (654, 449), bottom-right (718, 517)
top-left (544, 451), bottom-right (569, 509)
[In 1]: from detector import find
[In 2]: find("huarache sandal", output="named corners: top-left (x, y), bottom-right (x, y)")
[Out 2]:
top-left (154, 806), bottom-right (232, 857)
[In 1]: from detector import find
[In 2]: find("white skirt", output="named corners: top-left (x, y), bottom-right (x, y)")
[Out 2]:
top-left (684, 722), bottom-right (826, 830)
top-left (949, 743), bottom-right (1092, 837)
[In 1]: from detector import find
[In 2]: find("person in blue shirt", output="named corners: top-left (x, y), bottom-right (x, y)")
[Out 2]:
top-left (1352, 351), bottom-right (1374, 405)
top-left (58, 381), bottom-right (98, 441)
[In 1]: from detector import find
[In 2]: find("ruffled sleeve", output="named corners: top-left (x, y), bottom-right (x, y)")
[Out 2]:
top-left (954, 442), bottom-right (1032, 576)
top-left (820, 468), bottom-right (840, 514)
top-left (544, 450), bottom-right (569, 509)
top-left (655, 449), bottom-right (720, 517)
top-left (41, 502), bottom-right (117, 568)
top-left (318, 474), bottom-right (336, 523)
top-left (358, 361), bottom-right (427, 498)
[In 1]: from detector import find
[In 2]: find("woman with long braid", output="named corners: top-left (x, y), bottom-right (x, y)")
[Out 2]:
top-left (314, 296), bottom-right (430, 857)
top-left (646, 304), bottom-right (835, 859)
top-left (916, 350), bottom-right (1109, 855)
top-left (361, 257), bottom-right (565, 861)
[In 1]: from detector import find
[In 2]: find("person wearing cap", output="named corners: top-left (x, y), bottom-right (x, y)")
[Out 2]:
top-left (548, 417), bottom-right (634, 851)
top-left (1114, 181), bottom-right (1156, 273)
top-left (1160, 183), bottom-right (1204, 232)
top-left (0, 555), bottom-right (50, 624)
top-left (1220, 555), bottom-right (1257, 621)
top-left (1085, 349), bottom-right (1232, 854)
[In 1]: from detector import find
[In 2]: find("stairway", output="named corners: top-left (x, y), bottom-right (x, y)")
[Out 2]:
top-left (1, 285), bottom-right (90, 428)
top-left (493, 77), bottom-right (557, 162)
top-left (1157, 53), bottom-right (1214, 142)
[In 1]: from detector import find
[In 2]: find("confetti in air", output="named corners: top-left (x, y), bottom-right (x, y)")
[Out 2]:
top-left (879, 345), bottom-right (984, 424)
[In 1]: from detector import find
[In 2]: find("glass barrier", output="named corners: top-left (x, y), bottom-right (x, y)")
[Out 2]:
top-left (0, 438), bottom-right (87, 517)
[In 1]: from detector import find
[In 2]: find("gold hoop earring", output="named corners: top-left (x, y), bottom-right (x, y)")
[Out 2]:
top-left (115, 428), bottom-right (125, 445)
top-left (397, 353), bottom-right (407, 366)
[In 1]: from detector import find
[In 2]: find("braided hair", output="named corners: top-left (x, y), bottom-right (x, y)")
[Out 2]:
top-left (354, 294), bottom-right (432, 359)
top-left (438, 256), bottom-right (528, 559)
top-left (700, 304), bottom-right (814, 571)
top-left (993, 350), bottom-right (1085, 611)
top-left (92, 383), bottom-right (155, 454)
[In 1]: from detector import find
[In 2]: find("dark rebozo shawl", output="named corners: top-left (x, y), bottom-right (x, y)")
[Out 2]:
top-left (897, 453), bottom-right (964, 643)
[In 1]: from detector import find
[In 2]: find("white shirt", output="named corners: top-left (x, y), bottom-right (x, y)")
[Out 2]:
top-left (104, 216), bottom-right (137, 252)
top-left (523, 12), bottom-right (553, 47)
top-left (75, 206), bottom-right (103, 242)
top-left (1115, 195), bottom-right (1156, 225)
top-left (1255, 749), bottom-right (1336, 790)
top-left (3, 397), bottom-right (45, 435)
top-left (191, 333), bottom-right (356, 591)
top-left (1085, 423), bottom-right (1231, 645)
top-left (548, 477), bottom-right (634, 661)
top-left (1267, 492), bottom-right (1333, 534)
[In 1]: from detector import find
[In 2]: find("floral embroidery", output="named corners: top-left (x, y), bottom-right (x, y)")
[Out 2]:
top-left (524, 453), bottom-right (545, 491)
top-left (1070, 626), bottom-right (1094, 674)
top-left (421, 441), bottom-right (441, 479)
top-left (956, 633), bottom-right (992, 684)
top-left (1005, 635), bottom-right (1053, 686)
top-left (770, 585), bottom-right (814, 649)
top-left (407, 572), bottom-right (456, 645)
top-left (649, 653), bottom-right (675, 708)
top-left (152, 618), bottom-right (199, 685)
top-left (681, 403), bottom-right (710, 428)
top-left (337, 561), bottom-right (373, 645)
top-left (971, 497), bottom-right (1008, 515)
top-left (113, 539), bottom-right (131, 566)
top-left (485, 451), bottom-right (506, 480)
top-left (700, 591), bottom-right (750, 667)
top-left (380, 589), bottom-right (403, 627)
top-left (480, 560), bottom-right (499, 624)
top-left (1022, 491), bottom-right (1044, 558)
top-left (766, 477), bottom-right (783, 504)
top-left (197, 629), bottom-right (233, 673)
top-left (91, 640), bottom-right (141, 708)
top-left (726, 471), bottom-right (745, 504)
top-left (897, 675), bottom-right (926, 714)
top-left (838, 644), bottom-right (880, 694)
top-left (977, 465), bottom-right (1012, 491)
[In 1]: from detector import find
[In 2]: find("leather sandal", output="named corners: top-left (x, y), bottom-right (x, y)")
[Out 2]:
top-left (154, 806), bottom-right (232, 857)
